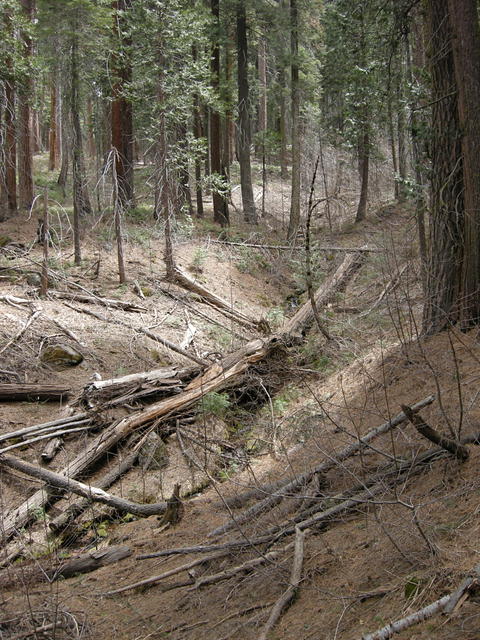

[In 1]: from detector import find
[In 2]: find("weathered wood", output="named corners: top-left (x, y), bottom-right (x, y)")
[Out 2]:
top-left (362, 564), bottom-right (480, 640)
top-left (210, 240), bottom-right (381, 252)
top-left (78, 365), bottom-right (196, 406)
top-left (208, 395), bottom-right (435, 538)
top-left (401, 404), bottom-right (469, 460)
top-left (50, 545), bottom-right (132, 580)
top-left (258, 527), bottom-right (305, 640)
top-left (47, 289), bottom-right (147, 312)
top-left (281, 252), bottom-right (365, 337)
top-left (0, 310), bottom-right (40, 355)
top-left (40, 437), bottom-right (63, 463)
top-left (49, 440), bottom-right (142, 532)
top-left (171, 265), bottom-right (259, 330)
top-left (0, 383), bottom-right (71, 401)
top-left (0, 413), bottom-right (90, 444)
top-left (0, 453), bottom-right (167, 518)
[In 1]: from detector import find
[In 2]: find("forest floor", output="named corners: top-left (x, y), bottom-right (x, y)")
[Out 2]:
top-left (1, 158), bottom-right (480, 640)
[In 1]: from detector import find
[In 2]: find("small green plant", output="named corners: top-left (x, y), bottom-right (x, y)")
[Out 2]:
top-left (200, 391), bottom-right (231, 417)
top-left (209, 327), bottom-right (232, 350)
top-left (189, 246), bottom-right (209, 273)
top-left (266, 306), bottom-right (285, 330)
top-left (404, 576), bottom-right (421, 600)
top-left (30, 506), bottom-right (47, 522)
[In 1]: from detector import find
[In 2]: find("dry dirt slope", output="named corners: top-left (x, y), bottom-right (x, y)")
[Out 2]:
top-left (1, 209), bottom-right (480, 639)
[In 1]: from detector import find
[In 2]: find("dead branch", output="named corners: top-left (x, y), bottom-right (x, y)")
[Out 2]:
top-left (401, 404), bottom-right (469, 460)
top-left (0, 413), bottom-right (90, 444)
top-left (40, 437), bottom-right (63, 463)
top-left (210, 240), bottom-right (381, 252)
top-left (103, 550), bottom-right (230, 596)
top-left (47, 290), bottom-right (146, 312)
top-left (360, 264), bottom-right (409, 317)
top-left (0, 453), bottom-right (167, 517)
top-left (0, 310), bottom-right (40, 355)
top-left (362, 564), bottom-right (480, 640)
top-left (208, 395), bottom-right (434, 538)
top-left (64, 302), bottom-right (207, 366)
top-left (258, 527), bottom-right (305, 640)
top-left (0, 383), bottom-right (71, 401)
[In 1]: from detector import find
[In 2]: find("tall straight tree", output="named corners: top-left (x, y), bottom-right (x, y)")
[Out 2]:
top-left (2, 7), bottom-right (17, 216)
top-left (422, 0), bottom-right (463, 333)
top-left (447, 0), bottom-right (480, 327)
top-left (287, 0), bottom-right (300, 240)
top-left (111, 0), bottom-right (134, 210)
top-left (236, 0), bottom-right (256, 224)
top-left (210, 0), bottom-right (229, 226)
top-left (18, 0), bottom-right (35, 210)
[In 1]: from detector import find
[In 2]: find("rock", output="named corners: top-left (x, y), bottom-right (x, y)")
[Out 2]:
top-left (26, 272), bottom-right (42, 286)
top-left (40, 344), bottom-right (84, 369)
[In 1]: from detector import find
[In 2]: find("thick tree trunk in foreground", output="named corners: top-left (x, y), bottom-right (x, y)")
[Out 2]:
top-left (236, 3), bottom-right (256, 224)
top-left (448, 0), bottom-right (480, 327)
top-left (355, 129), bottom-right (369, 222)
top-left (4, 79), bottom-right (17, 216)
top-left (422, 0), bottom-right (464, 334)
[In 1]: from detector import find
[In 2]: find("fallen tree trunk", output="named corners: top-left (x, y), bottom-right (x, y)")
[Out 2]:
top-left (77, 365), bottom-right (196, 407)
top-left (282, 251), bottom-right (364, 337)
top-left (0, 453), bottom-right (167, 517)
top-left (362, 564), bottom-right (480, 640)
top-left (0, 413), bottom-right (90, 444)
top-left (0, 383), bottom-right (71, 401)
top-left (171, 266), bottom-right (260, 331)
top-left (47, 290), bottom-right (147, 312)
top-left (49, 545), bottom-right (132, 580)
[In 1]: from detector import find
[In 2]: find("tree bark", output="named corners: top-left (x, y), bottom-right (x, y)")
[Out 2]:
top-left (17, 0), bottom-right (35, 210)
top-left (447, 0), bottom-right (480, 328)
top-left (48, 76), bottom-right (59, 171)
top-left (287, 0), bottom-right (301, 240)
top-left (111, 0), bottom-right (134, 210)
top-left (355, 129), bottom-right (369, 222)
top-left (422, 0), bottom-right (464, 334)
top-left (211, 0), bottom-right (229, 226)
top-left (236, 1), bottom-right (256, 224)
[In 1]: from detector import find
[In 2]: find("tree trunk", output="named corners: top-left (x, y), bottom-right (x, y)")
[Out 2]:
top-left (70, 27), bottom-right (92, 222)
top-left (17, 0), bottom-right (35, 210)
top-left (236, 1), bottom-right (256, 224)
top-left (111, 0), bottom-right (134, 210)
top-left (422, 0), bottom-right (463, 334)
top-left (4, 78), bottom-right (17, 216)
top-left (192, 50), bottom-right (204, 218)
top-left (279, 63), bottom-right (288, 181)
top-left (48, 76), bottom-right (59, 171)
top-left (355, 129), bottom-right (369, 222)
top-left (211, 0), bottom-right (229, 226)
top-left (257, 37), bottom-right (267, 155)
top-left (287, 0), bottom-right (301, 240)
top-left (447, 0), bottom-right (480, 327)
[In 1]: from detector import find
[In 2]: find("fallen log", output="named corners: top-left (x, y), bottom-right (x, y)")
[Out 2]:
top-left (210, 240), bottom-right (381, 252)
top-left (258, 527), bottom-right (305, 640)
top-left (0, 383), bottom-right (71, 401)
top-left (0, 453), bottom-right (167, 517)
top-left (77, 365), bottom-right (196, 407)
top-left (362, 564), bottom-right (480, 640)
top-left (47, 290), bottom-right (147, 312)
top-left (282, 251), bottom-right (364, 337)
top-left (50, 545), bottom-right (132, 580)
top-left (171, 266), bottom-right (259, 331)
top-left (40, 437), bottom-right (63, 463)
top-left (207, 395), bottom-right (434, 538)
